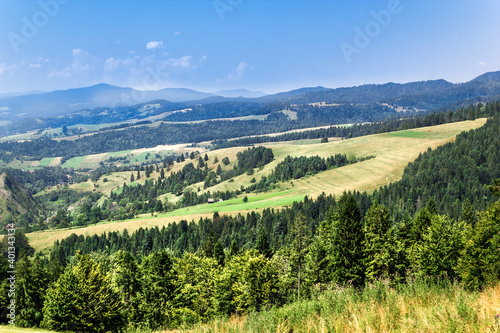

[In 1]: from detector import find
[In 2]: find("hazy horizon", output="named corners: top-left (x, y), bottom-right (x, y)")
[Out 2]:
top-left (1, 0), bottom-right (500, 94)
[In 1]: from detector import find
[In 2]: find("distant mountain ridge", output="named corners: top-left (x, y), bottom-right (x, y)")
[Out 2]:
top-left (1, 71), bottom-right (500, 123)
top-left (0, 84), bottom-right (218, 119)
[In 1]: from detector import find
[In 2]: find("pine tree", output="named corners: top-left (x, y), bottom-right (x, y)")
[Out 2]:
top-left (16, 255), bottom-right (49, 327)
top-left (229, 240), bottom-right (239, 257)
top-left (256, 229), bottom-right (272, 258)
top-left (460, 198), bottom-right (476, 226)
top-left (363, 201), bottom-right (395, 282)
top-left (130, 173), bottom-right (134, 182)
top-left (214, 240), bottom-right (225, 266)
top-left (290, 212), bottom-right (310, 300)
top-left (204, 153), bottom-right (209, 161)
top-left (329, 193), bottom-right (365, 287)
top-left (304, 221), bottom-right (330, 287)
top-left (139, 251), bottom-right (175, 329)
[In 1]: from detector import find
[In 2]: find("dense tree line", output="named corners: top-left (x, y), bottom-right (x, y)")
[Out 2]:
top-left (4, 188), bottom-right (499, 331)
top-left (294, 103), bottom-right (398, 125)
top-left (214, 102), bottom-right (500, 149)
top-left (243, 154), bottom-right (373, 193)
top-left (273, 154), bottom-right (363, 180)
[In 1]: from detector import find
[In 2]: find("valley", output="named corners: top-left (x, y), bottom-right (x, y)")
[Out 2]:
top-left (25, 118), bottom-right (487, 253)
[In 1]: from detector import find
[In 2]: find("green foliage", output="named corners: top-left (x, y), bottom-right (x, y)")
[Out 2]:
top-left (138, 251), bottom-right (175, 329)
top-left (216, 250), bottom-right (281, 315)
top-left (172, 253), bottom-right (219, 327)
top-left (290, 212), bottom-right (310, 299)
top-left (488, 178), bottom-right (500, 197)
top-left (414, 215), bottom-right (465, 279)
top-left (214, 239), bottom-right (225, 266)
top-left (363, 201), bottom-right (397, 282)
top-left (15, 255), bottom-right (49, 328)
top-left (256, 229), bottom-right (272, 258)
top-left (110, 250), bottom-right (140, 323)
top-left (459, 200), bottom-right (500, 290)
top-left (328, 193), bottom-right (365, 287)
top-left (41, 253), bottom-right (123, 332)
top-left (373, 110), bottom-right (500, 220)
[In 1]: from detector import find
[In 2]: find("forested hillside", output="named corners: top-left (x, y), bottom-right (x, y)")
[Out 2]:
top-left (4, 187), bottom-right (499, 331)
top-left (0, 172), bottom-right (44, 226)
top-left (372, 113), bottom-right (500, 220)
top-left (214, 102), bottom-right (499, 149)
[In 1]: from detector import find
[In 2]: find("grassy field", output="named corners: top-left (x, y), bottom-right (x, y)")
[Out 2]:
top-left (61, 156), bottom-right (87, 169)
top-left (4, 281), bottom-right (499, 333)
top-left (172, 280), bottom-right (500, 333)
top-left (0, 327), bottom-right (55, 333)
top-left (26, 118), bottom-right (487, 253)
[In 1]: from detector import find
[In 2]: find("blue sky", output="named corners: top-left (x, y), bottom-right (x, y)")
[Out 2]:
top-left (0, 0), bottom-right (499, 94)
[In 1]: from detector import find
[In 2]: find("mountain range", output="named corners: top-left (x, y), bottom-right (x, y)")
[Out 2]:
top-left (0, 85), bottom-right (266, 120)
top-left (1, 71), bottom-right (500, 126)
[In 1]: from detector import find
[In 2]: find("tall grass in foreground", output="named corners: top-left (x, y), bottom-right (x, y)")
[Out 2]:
top-left (167, 279), bottom-right (500, 333)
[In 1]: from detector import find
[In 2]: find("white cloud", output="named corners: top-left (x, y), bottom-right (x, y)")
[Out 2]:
top-left (49, 48), bottom-right (96, 78)
top-left (72, 48), bottom-right (95, 72)
top-left (104, 56), bottom-right (139, 72)
top-left (28, 56), bottom-right (49, 68)
top-left (165, 55), bottom-right (192, 68)
top-left (146, 41), bottom-right (164, 50)
top-left (217, 61), bottom-right (248, 83)
top-left (102, 52), bottom-right (205, 90)
top-left (478, 61), bottom-right (487, 66)
top-left (0, 63), bottom-right (5, 75)
top-left (174, 31), bottom-right (180, 36)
